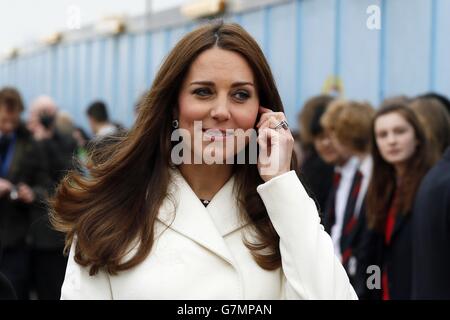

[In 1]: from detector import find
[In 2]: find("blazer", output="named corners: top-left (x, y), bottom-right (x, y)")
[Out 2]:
top-left (300, 147), bottom-right (334, 213)
top-left (340, 200), bottom-right (371, 299)
top-left (61, 170), bottom-right (357, 300)
top-left (359, 209), bottom-right (412, 300)
top-left (412, 147), bottom-right (450, 299)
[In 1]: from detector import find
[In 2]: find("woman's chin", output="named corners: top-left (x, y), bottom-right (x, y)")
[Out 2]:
top-left (189, 146), bottom-right (243, 165)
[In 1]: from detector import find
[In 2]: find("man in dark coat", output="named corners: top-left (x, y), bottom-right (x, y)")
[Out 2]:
top-left (27, 96), bottom-right (77, 300)
top-left (412, 147), bottom-right (450, 299)
top-left (0, 88), bottom-right (49, 299)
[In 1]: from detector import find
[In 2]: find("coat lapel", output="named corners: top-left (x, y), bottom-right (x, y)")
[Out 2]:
top-left (341, 199), bottom-right (367, 252)
top-left (205, 179), bottom-right (249, 237)
top-left (390, 211), bottom-right (409, 243)
top-left (157, 168), bottom-right (249, 266)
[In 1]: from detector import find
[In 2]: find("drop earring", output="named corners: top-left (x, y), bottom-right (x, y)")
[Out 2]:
top-left (172, 119), bottom-right (179, 129)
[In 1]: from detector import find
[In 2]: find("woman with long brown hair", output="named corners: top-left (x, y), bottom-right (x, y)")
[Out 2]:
top-left (50, 22), bottom-right (356, 299)
top-left (365, 100), bottom-right (433, 300)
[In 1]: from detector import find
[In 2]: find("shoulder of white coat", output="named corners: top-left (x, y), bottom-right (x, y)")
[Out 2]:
top-left (61, 238), bottom-right (113, 299)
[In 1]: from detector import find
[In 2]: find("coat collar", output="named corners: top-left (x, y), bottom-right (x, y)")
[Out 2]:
top-left (156, 167), bottom-right (250, 266)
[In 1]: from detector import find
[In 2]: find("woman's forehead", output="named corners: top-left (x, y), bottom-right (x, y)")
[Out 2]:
top-left (375, 112), bottom-right (410, 129)
top-left (185, 47), bottom-right (254, 83)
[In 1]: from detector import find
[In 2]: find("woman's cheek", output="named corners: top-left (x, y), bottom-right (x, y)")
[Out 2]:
top-left (405, 134), bottom-right (418, 158)
top-left (233, 107), bottom-right (259, 130)
top-left (178, 100), bottom-right (209, 127)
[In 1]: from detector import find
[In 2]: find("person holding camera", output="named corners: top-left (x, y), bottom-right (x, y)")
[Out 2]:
top-left (26, 96), bottom-right (77, 299)
top-left (0, 87), bottom-right (49, 299)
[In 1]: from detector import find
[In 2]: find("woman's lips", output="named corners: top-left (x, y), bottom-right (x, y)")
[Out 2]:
top-left (202, 128), bottom-right (235, 141)
top-left (387, 149), bottom-right (402, 157)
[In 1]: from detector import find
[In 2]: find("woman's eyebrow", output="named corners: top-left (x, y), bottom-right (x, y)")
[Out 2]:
top-left (189, 81), bottom-right (254, 87)
top-left (190, 81), bottom-right (214, 86)
top-left (231, 81), bottom-right (254, 87)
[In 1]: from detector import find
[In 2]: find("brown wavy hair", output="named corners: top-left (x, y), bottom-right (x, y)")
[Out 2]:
top-left (49, 21), bottom-right (294, 276)
top-left (409, 97), bottom-right (450, 161)
top-left (321, 99), bottom-right (375, 153)
top-left (0, 87), bottom-right (25, 112)
top-left (366, 101), bottom-right (433, 231)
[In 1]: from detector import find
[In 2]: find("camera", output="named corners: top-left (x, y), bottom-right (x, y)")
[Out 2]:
top-left (39, 112), bottom-right (55, 130)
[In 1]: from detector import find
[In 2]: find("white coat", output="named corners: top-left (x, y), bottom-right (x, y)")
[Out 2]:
top-left (61, 169), bottom-right (358, 300)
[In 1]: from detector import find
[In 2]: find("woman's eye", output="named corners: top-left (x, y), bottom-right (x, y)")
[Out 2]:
top-left (376, 131), bottom-right (387, 139)
top-left (233, 90), bottom-right (250, 101)
top-left (193, 88), bottom-right (212, 97)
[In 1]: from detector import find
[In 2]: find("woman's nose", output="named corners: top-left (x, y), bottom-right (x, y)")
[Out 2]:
top-left (210, 97), bottom-right (231, 121)
top-left (387, 133), bottom-right (397, 145)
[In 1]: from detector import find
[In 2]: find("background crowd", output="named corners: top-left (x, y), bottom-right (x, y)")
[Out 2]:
top-left (0, 85), bottom-right (449, 300)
